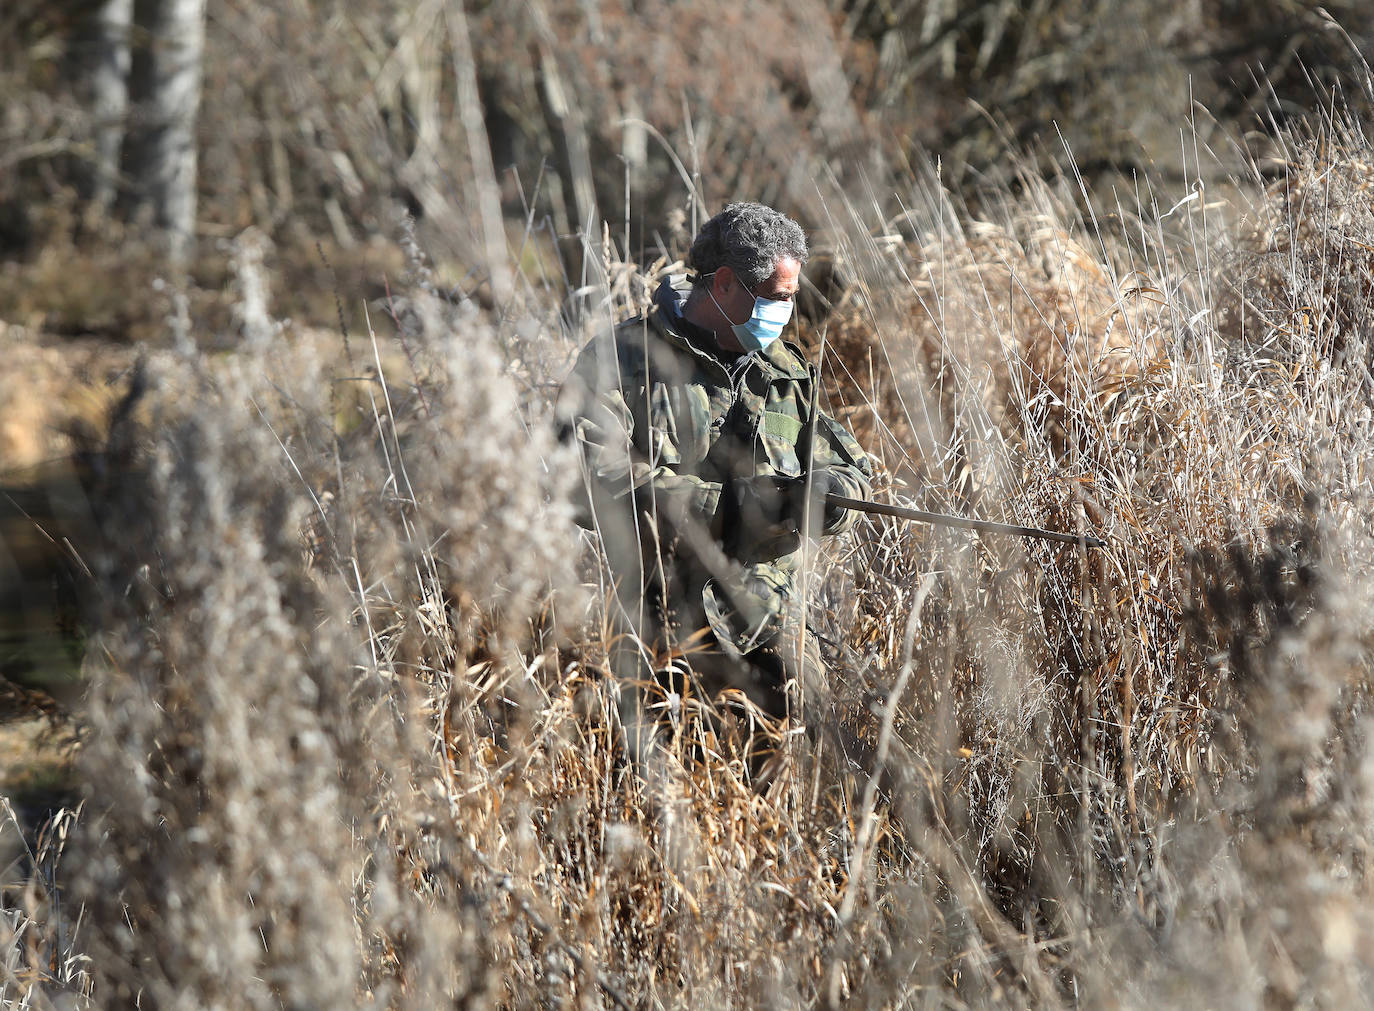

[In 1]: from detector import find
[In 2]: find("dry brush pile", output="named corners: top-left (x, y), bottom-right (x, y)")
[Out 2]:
top-left (6, 120), bottom-right (1374, 1008)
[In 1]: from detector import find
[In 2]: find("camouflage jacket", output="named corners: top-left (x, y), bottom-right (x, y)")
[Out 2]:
top-left (563, 277), bottom-right (872, 655)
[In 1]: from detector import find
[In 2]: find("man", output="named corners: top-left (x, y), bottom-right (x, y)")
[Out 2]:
top-left (562, 202), bottom-right (872, 743)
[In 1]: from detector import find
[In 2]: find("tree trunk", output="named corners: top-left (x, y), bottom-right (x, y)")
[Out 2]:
top-left (89, 0), bottom-right (134, 215)
top-left (529, 0), bottom-right (597, 279)
top-left (447, 0), bottom-right (511, 303)
top-left (124, 0), bottom-right (206, 268)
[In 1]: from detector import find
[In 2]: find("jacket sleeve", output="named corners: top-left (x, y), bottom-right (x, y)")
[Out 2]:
top-left (809, 404), bottom-right (873, 536)
top-left (560, 336), bottom-right (722, 530)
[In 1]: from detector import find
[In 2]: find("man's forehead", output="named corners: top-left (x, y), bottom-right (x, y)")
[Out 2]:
top-left (759, 257), bottom-right (802, 293)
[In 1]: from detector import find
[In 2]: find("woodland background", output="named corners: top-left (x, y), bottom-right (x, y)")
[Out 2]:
top-left (2, 0), bottom-right (1371, 344)
top-left (5, 1), bottom-right (1374, 1008)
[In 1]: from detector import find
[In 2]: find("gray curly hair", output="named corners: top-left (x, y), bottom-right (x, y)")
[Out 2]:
top-left (689, 202), bottom-right (808, 289)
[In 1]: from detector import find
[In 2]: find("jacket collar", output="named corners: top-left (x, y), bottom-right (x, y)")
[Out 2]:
top-left (758, 333), bottom-right (813, 380)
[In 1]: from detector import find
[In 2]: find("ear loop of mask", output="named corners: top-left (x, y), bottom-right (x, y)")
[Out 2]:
top-left (706, 278), bottom-right (747, 328)
top-left (701, 270), bottom-right (757, 324)
top-left (699, 270), bottom-right (792, 352)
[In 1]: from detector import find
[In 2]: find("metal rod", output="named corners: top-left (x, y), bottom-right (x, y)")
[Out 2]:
top-left (825, 493), bottom-right (1107, 549)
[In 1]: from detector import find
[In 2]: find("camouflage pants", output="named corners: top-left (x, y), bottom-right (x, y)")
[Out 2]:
top-left (682, 633), bottom-right (824, 723)
top-left (609, 606), bottom-right (826, 778)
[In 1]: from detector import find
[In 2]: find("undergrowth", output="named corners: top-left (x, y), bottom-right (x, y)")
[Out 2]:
top-left (5, 117), bottom-right (1374, 1008)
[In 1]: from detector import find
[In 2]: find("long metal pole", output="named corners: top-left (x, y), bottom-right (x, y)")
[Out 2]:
top-left (825, 493), bottom-right (1107, 549)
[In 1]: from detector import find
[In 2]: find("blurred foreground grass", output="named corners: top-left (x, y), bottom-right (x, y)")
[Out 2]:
top-left (4, 117), bottom-right (1374, 1008)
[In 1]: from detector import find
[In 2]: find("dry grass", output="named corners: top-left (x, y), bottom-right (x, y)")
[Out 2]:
top-left (5, 117), bottom-right (1374, 1008)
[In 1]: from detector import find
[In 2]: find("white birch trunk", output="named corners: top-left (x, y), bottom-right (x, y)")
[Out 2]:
top-left (90, 0), bottom-right (133, 214)
top-left (126, 0), bottom-right (206, 267)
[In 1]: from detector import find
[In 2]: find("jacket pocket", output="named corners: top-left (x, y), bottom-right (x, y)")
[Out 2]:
top-left (759, 409), bottom-right (803, 476)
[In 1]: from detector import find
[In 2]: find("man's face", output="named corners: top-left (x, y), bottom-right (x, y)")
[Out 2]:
top-left (711, 256), bottom-right (802, 351)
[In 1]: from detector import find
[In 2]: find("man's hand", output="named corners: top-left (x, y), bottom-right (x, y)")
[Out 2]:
top-left (793, 469), bottom-right (848, 530)
top-left (716, 470), bottom-right (850, 559)
top-left (717, 474), bottom-right (799, 558)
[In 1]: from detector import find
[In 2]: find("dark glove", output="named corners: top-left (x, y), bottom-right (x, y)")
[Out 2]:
top-left (769, 469), bottom-right (849, 531)
top-left (716, 474), bottom-right (802, 559)
top-left (799, 469), bottom-right (849, 530)
top-left (716, 471), bottom-right (850, 558)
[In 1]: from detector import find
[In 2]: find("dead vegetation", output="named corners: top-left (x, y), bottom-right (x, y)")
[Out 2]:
top-left (5, 117), bottom-right (1374, 1008)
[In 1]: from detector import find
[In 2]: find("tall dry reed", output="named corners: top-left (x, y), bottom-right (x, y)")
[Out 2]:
top-left (5, 117), bottom-right (1374, 1009)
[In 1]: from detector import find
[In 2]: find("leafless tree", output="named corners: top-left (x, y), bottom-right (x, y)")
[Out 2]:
top-left (123, 0), bottom-right (206, 267)
top-left (87, 0), bottom-right (133, 216)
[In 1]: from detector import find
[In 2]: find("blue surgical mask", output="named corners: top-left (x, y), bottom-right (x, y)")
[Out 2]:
top-left (708, 279), bottom-right (794, 352)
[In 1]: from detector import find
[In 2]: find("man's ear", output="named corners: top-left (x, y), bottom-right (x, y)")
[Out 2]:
top-left (711, 265), bottom-right (735, 297)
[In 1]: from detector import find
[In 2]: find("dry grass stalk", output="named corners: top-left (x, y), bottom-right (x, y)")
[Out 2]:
top-left (6, 121), bottom-right (1374, 1009)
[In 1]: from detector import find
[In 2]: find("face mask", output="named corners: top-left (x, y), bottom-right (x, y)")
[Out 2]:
top-left (708, 278), bottom-right (795, 352)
